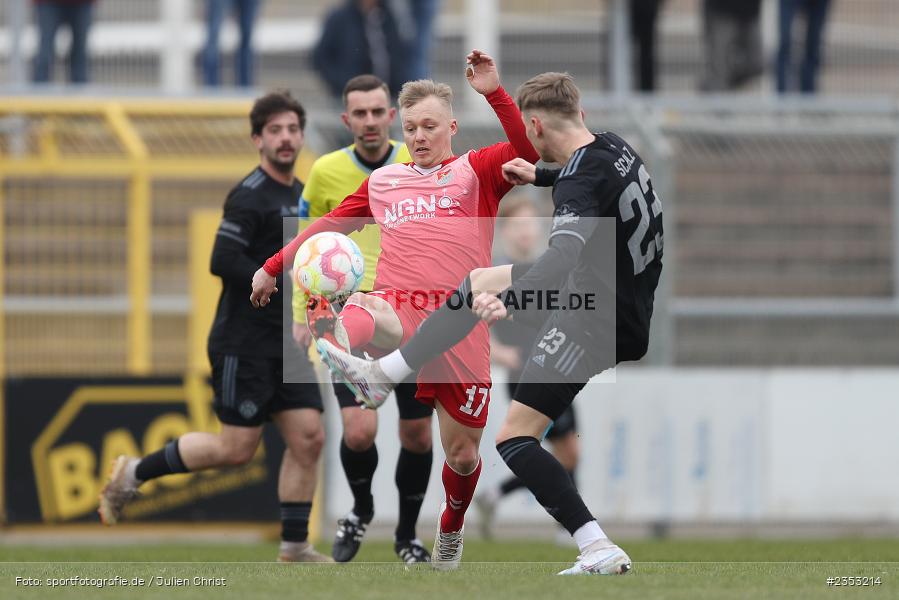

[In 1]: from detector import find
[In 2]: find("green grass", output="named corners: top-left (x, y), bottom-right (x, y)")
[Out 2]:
top-left (1, 539), bottom-right (897, 599)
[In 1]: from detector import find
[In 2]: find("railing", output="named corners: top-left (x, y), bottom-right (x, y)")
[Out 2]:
top-left (2, 95), bottom-right (898, 375)
top-left (0, 97), bottom-right (316, 376)
top-left (586, 96), bottom-right (899, 365)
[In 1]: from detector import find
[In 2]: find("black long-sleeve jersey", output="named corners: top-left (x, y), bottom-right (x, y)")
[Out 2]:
top-left (207, 167), bottom-right (301, 358)
top-left (507, 132), bottom-right (664, 362)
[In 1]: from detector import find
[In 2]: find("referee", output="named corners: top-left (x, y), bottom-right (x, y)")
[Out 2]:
top-left (99, 91), bottom-right (332, 563)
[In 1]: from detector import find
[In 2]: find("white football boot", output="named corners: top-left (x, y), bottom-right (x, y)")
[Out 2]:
top-left (431, 502), bottom-right (464, 571)
top-left (557, 539), bottom-right (632, 575)
top-left (473, 487), bottom-right (499, 540)
top-left (277, 541), bottom-right (334, 563)
top-left (98, 455), bottom-right (141, 525)
top-left (315, 338), bottom-right (395, 409)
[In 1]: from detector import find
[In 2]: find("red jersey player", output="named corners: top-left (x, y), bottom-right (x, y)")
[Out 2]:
top-left (250, 50), bottom-right (538, 570)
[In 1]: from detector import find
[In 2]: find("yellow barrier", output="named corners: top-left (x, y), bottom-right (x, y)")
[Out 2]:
top-left (0, 97), bottom-right (319, 529)
top-left (188, 210), bottom-right (222, 375)
top-left (0, 97), bottom-right (315, 376)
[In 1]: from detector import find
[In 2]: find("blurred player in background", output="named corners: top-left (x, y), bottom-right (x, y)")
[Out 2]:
top-left (251, 50), bottom-right (539, 570)
top-left (294, 74), bottom-right (433, 564)
top-left (473, 195), bottom-right (580, 542)
top-left (317, 72), bottom-right (664, 575)
top-left (99, 91), bottom-right (332, 563)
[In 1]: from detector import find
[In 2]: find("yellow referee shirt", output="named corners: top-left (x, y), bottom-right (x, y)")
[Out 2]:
top-left (293, 140), bottom-right (411, 323)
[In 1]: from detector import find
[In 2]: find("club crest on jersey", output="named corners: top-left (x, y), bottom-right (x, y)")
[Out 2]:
top-left (553, 204), bottom-right (580, 228)
top-left (435, 167), bottom-right (453, 186)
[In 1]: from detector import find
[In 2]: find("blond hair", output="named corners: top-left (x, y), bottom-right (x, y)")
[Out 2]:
top-left (515, 72), bottom-right (581, 120)
top-left (397, 79), bottom-right (454, 112)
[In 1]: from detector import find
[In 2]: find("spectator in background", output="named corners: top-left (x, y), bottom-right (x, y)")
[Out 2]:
top-left (313, 0), bottom-right (410, 102)
top-left (776, 0), bottom-right (832, 93)
top-left (630, 0), bottom-right (665, 92)
top-left (699, 0), bottom-right (764, 91)
top-left (202, 0), bottom-right (260, 87)
top-left (32, 0), bottom-right (95, 84)
top-left (404, 0), bottom-right (440, 80)
top-left (99, 90), bottom-right (332, 564)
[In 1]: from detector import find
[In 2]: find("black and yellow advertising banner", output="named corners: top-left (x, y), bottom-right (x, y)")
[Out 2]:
top-left (3, 375), bottom-right (285, 523)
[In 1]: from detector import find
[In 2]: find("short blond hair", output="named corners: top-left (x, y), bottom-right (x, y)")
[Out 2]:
top-left (398, 79), bottom-right (454, 112)
top-left (516, 72), bottom-right (580, 120)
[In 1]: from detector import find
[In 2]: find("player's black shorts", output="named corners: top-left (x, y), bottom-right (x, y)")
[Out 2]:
top-left (512, 312), bottom-right (615, 422)
top-left (505, 378), bottom-right (577, 439)
top-left (210, 351), bottom-right (323, 427)
top-left (547, 404), bottom-right (578, 439)
top-left (334, 374), bottom-right (431, 419)
top-left (505, 261), bottom-right (558, 330)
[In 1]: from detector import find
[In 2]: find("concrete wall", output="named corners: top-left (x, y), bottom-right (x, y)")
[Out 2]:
top-left (321, 367), bottom-right (899, 531)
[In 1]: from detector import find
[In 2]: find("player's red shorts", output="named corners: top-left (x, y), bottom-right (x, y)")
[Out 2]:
top-left (366, 289), bottom-right (492, 428)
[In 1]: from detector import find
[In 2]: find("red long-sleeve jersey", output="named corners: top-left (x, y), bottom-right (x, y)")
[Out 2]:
top-left (263, 86), bottom-right (538, 296)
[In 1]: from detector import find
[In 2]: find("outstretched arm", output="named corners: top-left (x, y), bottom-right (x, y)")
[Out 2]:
top-left (502, 158), bottom-right (560, 187)
top-left (466, 50), bottom-right (539, 165)
top-left (465, 51), bottom-right (539, 204)
top-left (250, 180), bottom-right (374, 308)
top-left (470, 232), bottom-right (585, 324)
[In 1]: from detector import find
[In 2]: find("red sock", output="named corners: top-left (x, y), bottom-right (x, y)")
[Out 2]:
top-left (441, 458), bottom-right (482, 532)
top-left (340, 303), bottom-right (376, 349)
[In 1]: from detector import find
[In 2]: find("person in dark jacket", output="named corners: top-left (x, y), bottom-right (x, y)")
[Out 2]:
top-left (313, 0), bottom-right (411, 101)
top-left (699, 0), bottom-right (764, 91)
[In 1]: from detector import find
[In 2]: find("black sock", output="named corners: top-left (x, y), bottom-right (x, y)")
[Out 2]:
top-left (499, 470), bottom-right (576, 498)
top-left (496, 436), bottom-right (593, 535)
top-left (340, 438), bottom-right (377, 517)
top-left (394, 447), bottom-right (433, 541)
top-left (499, 475), bottom-right (527, 496)
top-left (400, 276), bottom-right (479, 371)
top-left (280, 501), bottom-right (311, 543)
top-left (135, 439), bottom-right (189, 482)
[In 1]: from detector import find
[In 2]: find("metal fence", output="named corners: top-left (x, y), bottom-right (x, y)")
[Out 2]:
top-left (606, 96), bottom-right (899, 366)
top-left (1, 94), bottom-right (897, 376)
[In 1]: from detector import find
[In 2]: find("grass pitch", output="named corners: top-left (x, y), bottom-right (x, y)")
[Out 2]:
top-left (2, 539), bottom-right (897, 599)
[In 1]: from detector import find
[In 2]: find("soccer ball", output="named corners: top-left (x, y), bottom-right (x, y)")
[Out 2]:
top-left (293, 232), bottom-right (365, 299)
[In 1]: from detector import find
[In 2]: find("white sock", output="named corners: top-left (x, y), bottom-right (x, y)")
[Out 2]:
top-left (126, 459), bottom-right (142, 486)
top-left (379, 349), bottom-right (414, 383)
top-left (572, 521), bottom-right (607, 553)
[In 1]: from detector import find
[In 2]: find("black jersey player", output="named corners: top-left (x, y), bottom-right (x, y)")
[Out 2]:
top-left (316, 72), bottom-right (663, 575)
top-left (99, 91), bottom-right (332, 563)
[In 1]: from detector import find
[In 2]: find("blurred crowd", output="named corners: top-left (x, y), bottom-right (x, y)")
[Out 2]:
top-left (30, 0), bottom-right (832, 95)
